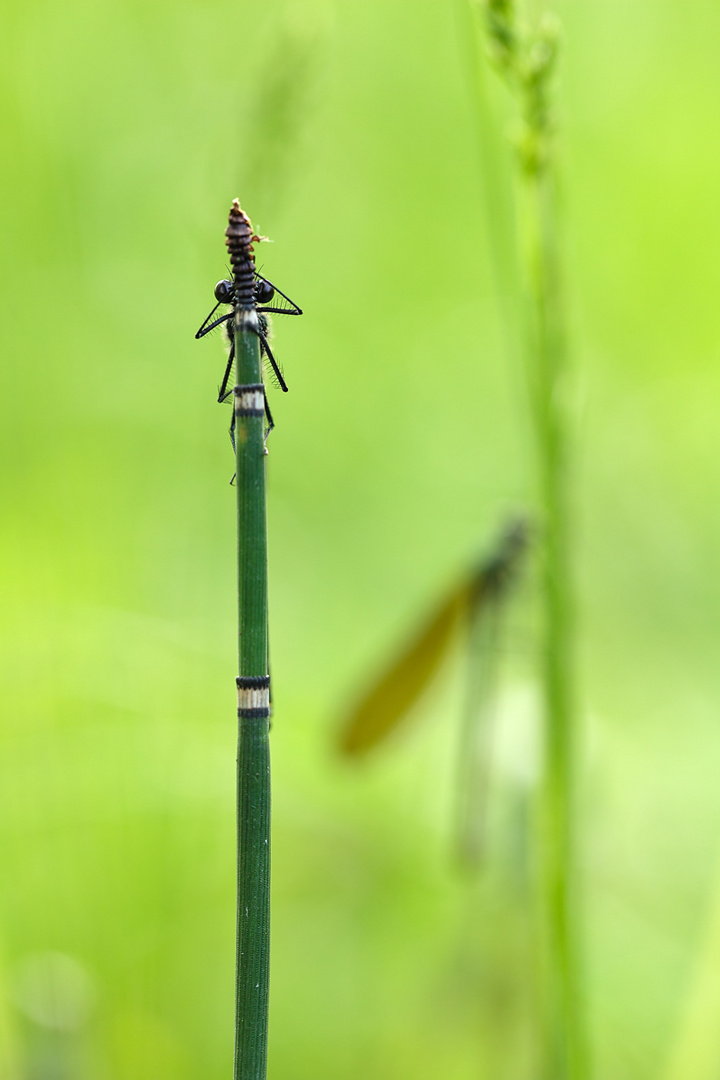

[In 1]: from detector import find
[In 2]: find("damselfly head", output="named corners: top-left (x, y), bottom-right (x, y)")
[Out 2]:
top-left (255, 278), bottom-right (275, 304)
top-left (476, 516), bottom-right (531, 599)
top-left (214, 279), bottom-right (235, 304)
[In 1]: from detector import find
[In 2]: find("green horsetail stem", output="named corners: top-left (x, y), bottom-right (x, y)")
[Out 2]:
top-left (226, 200), bottom-right (271, 1080)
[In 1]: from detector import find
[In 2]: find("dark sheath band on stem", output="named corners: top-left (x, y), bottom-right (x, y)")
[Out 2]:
top-left (233, 383), bottom-right (265, 418)
top-left (237, 675), bottom-right (271, 719)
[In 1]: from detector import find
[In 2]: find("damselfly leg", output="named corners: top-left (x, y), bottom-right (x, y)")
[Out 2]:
top-left (256, 329), bottom-right (288, 393)
top-left (196, 269), bottom-right (301, 461)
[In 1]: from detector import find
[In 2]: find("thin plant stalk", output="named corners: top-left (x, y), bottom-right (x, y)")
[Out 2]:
top-left (470, 4), bottom-right (588, 1076)
top-left (521, 86), bottom-right (584, 1080)
top-left (454, 0), bottom-right (521, 368)
top-left (226, 200), bottom-right (272, 1080)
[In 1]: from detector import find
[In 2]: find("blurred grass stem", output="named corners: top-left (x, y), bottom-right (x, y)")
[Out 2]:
top-left (470, 4), bottom-right (587, 1075)
top-left (522, 118), bottom-right (584, 1080)
top-left (455, 0), bottom-right (520, 364)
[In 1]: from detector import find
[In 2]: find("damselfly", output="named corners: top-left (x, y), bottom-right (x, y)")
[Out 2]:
top-left (195, 271), bottom-right (302, 443)
top-left (338, 517), bottom-right (530, 868)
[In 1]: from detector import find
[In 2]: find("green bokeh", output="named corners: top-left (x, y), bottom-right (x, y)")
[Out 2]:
top-left (2, 0), bottom-right (720, 1077)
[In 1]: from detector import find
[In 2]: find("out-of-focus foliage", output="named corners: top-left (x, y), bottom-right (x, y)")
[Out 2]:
top-left (2, 0), bottom-right (720, 1078)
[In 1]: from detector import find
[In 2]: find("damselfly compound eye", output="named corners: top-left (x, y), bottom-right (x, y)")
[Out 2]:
top-left (214, 279), bottom-right (234, 303)
top-left (255, 278), bottom-right (275, 304)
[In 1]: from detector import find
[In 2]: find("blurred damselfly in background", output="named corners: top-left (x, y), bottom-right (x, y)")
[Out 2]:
top-left (338, 517), bottom-right (531, 871)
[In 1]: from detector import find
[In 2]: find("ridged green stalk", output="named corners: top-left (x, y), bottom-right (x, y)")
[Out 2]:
top-left (468, 5), bottom-right (588, 1077)
top-left (234, 307), bottom-right (270, 677)
top-left (520, 99), bottom-right (585, 1080)
top-left (227, 201), bottom-right (271, 1080)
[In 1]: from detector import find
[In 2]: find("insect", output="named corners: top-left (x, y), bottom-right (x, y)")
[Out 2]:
top-left (337, 518), bottom-right (530, 868)
top-left (195, 271), bottom-right (302, 444)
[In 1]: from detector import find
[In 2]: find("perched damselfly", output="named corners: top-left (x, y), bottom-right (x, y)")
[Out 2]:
top-left (338, 517), bottom-right (530, 868)
top-left (195, 270), bottom-right (302, 444)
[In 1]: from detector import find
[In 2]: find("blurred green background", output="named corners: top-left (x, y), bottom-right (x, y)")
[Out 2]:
top-left (2, 0), bottom-right (720, 1077)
